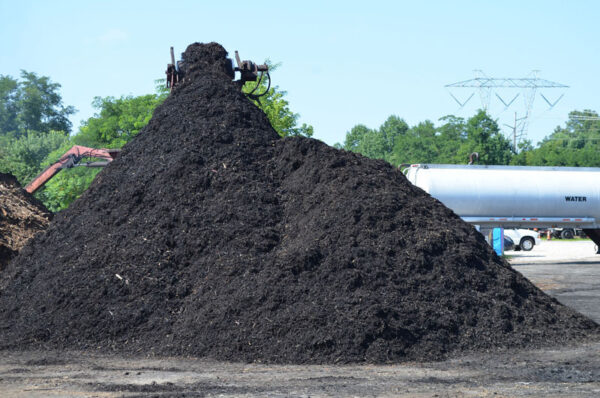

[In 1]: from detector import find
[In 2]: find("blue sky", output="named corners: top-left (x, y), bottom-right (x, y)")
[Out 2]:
top-left (1, 0), bottom-right (599, 148)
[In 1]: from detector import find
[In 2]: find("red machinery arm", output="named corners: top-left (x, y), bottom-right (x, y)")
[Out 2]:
top-left (25, 145), bottom-right (120, 194)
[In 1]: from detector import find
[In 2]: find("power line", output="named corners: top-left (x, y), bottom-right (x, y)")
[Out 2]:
top-left (445, 70), bottom-right (569, 145)
top-left (569, 115), bottom-right (600, 121)
top-left (446, 77), bottom-right (568, 89)
top-left (543, 137), bottom-right (600, 142)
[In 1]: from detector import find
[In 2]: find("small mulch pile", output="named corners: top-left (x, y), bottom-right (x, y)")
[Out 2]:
top-left (0, 173), bottom-right (51, 270)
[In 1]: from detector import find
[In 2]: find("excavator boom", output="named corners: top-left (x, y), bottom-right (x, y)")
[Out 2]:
top-left (25, 145), bottom-right (120, 194)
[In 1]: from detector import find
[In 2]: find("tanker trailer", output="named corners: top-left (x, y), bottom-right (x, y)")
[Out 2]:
top-left (404, 164), bottom-right (600, 251)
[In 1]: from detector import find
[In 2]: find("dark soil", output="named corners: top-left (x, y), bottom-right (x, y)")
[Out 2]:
top-left (0, 172), bottom-right (51, 270)
top-left (0, 43), bottom-right (598, 364)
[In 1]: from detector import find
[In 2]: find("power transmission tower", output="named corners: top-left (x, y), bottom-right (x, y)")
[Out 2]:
top-left (445, 71), bottom-right (568, 144)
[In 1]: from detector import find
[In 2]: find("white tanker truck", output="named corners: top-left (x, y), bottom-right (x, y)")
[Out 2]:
top-left (404, 164), bottom-right (600, 252)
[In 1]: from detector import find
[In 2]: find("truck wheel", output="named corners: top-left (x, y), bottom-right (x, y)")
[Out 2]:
top-left (520, 237), bottom-right (535, 251)
top-left (561, 229), bottom-right (575, 239)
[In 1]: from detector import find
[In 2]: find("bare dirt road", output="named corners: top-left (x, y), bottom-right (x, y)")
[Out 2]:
top-left (2, 240), bottom-right (600, 397)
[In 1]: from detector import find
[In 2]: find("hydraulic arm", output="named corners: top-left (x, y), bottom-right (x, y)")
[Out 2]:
top-left (25, 145), bottom-right (120, 194)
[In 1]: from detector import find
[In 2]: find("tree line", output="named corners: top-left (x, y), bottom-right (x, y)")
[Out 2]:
top-left (335, 109), bottom-right (600, 167)
top-left (0, 69), bottom-right (312, 212)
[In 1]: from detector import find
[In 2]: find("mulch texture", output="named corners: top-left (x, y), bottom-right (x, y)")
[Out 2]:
top-left (0, 43), bottom-right (597, 363)
top-left (0, 173), bottom-right (51, 270)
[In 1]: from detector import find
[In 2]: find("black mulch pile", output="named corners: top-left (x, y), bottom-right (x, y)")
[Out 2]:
top-left (0, 43), bottom-right (598, 363)
top-left (0, 173), bottom-right (51, 270)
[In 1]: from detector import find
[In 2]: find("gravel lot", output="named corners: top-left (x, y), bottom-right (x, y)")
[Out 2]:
top-left (510, 239), bottom-right (600, 324)
top-left (508, 239), bottom-right (598, 264)
top-left (1, 344), bottom-right (600, 398)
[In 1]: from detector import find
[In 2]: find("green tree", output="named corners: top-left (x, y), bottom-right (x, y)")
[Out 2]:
top-left (342, 124), bottom-right (372, 151)
top-left (0, 71), bottom-right (75, 202)
top-left (454, 110), bottom-right (513, 165)
top-left (339, 110), bottom-right (513, 166)
top-left (15, 71), bottom-right (75, 136)
top-left (342, 124), bottom-right (386, 159)
top-left (0, 75), bottom-right (19, 136)
top-left (509, 139), bottom-right (534, 165)
top-left (379, 115), bottom-right (409, 155)
top-left (76, 94), bottom-right (166, 148)
top-left (435, 115), bottom-right (465, 163)
top-left (340, 116), bottom-right (409, 163)
top-left (0, 71), bottom-right (75, 139)
top-left (358, 129), bottom-right (388, 159)
top-left (40, 167), bottom-right (101, 213)
top-left (242, 62), bottom-right (313, 137)
top-left (521, 110), bottom-right (600, 167)
top-left (0, 130), bottom-right (70, 185)
top-left (396, 120), bottom-right (439, 164)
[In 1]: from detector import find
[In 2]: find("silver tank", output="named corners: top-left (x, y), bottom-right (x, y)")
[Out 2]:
top-left (404, 164), bottom-right (600, 228)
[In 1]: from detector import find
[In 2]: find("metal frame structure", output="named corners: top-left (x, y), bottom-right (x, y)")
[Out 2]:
top-left (445, 71), bottom-right (568, 146)
top-left (25, 146), bottom-right (120, 194)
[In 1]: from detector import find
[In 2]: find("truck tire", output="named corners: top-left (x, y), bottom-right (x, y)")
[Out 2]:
top-left (561, 229), bottom-right (575, 239)
top-left (520, 237), bottom-right (535, 251)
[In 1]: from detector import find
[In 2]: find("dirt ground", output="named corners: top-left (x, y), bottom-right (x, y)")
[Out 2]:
top-left (2, 240), bottom-right (600, 397)
top-left (1, 342), bottom-right (599, 398)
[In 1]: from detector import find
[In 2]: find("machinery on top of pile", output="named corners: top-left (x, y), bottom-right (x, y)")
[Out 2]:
top-left (166, 46), bottom-right (270, 100)
top-left (27, 47), bottom-right (268, 196)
